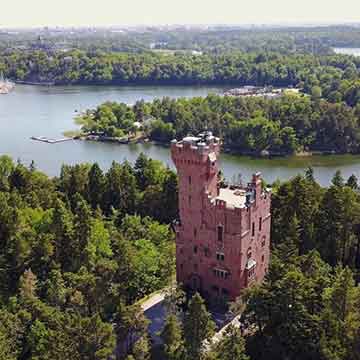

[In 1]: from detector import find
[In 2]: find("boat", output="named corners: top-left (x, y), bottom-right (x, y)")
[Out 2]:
top-left (0, 72), bottom-right (15, 94)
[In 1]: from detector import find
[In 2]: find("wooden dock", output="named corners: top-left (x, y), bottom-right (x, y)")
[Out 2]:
top-left (30, 136), bottom-right (74, 144)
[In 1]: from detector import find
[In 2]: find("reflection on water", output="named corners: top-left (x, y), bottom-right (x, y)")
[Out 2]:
top-left (1, 84), bottom-right (360, 185)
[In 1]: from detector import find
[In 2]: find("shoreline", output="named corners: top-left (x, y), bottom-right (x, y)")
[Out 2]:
top-left (77, 135), bottom-right (346, 159)
top-left (13, 81), bottom-right (232, 88)
top-left (15, 80), bottom-right (55, 86)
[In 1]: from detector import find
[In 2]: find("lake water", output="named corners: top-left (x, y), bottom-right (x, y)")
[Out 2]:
top-left (1, 84), bottom-right (360, 186)
top-left (333, 47), bottom-right (360, 56)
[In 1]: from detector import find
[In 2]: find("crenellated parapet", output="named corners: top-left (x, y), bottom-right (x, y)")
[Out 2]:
top-left (171, 134), bottom-right (220, 176)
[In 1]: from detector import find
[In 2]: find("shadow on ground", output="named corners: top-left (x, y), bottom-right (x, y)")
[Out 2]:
top-left (144, 300), bottom-right (168, 345)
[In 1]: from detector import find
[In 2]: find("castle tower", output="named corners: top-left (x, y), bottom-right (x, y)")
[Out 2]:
top-left (171, 133), bottom-right (271, 303)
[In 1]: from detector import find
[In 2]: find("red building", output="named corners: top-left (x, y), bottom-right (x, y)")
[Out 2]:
top-left (171, 132), bottom-right (271, 302)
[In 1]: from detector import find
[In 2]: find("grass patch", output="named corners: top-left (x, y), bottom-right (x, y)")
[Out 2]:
top-left (63, 130), bottom-right (83, 138)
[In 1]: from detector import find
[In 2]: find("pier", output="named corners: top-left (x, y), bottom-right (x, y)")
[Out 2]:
top-left (30, 136), bottom-right (74, 144)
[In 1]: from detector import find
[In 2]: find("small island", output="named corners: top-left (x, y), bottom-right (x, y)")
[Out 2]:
top-left (74, 91), bottom-right (360, 157)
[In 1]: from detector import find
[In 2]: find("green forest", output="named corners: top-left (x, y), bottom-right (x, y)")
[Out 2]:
top-left (1, 50), bottom-right (360, 91)
top-left (0, 154), bottom-right (177, 359)
top-left (2, 25), bottom-right (360, 53)
top-left (1, 24), bottom-right (360, 360)
top-left (0, 153), bottom-right (359, 360)
top-left (77, 92), bottom-right (360, 155)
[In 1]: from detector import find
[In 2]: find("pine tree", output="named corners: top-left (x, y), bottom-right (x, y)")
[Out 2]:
top-left (271, 174), bottom-right (322, 255)
top-left (0, 310), bottom-right (22, 360)
top-left (45, 269), bottom-right (67, 308)
top-left (0, 155), bottom-right (14, 191)
top-left (243, 262), bottom-right (322, 360)
top-left (52, 199), bottom-right (75, 270)
top-left (104, 161), bottom-right (138, 218)
top-left (161, 314), bottom-right (184, 360)
top-left (72, 314), bottom-right (116, 360)
top-left (67, 164), bottom-right (91, 207)
top-left (305, 166), bottom-right (315, 183)
top-left (114, 301), bottom-right (149, 354)
top-left (274, 213), bottom-right (300, 262)
top-left (332, 170), bottom-right (344, 187)
top-left (183, 293), bottom-right (216, 360)
top-left (8, 163), bottom-right (29, 192)
top-left (73, 194), bottom-right (93, 269)
top-left (316, 185), bottom-right (360, 267)
top-left (132, 335), bottom-right (151, 360)
top-left (320, 267), bottom-right (360, 360)
top-left (161, 170), bottom-right (179, 223)
top-left (134, 153), bottom-right (150, 191)
top-left (163, 284), bottom-right (186, 315)
top-left (29, 160), bottom-right (36, 172)
top-left (211, 325), bottom-right (249, 360)
top-left (346, 174), bottom-right (358, 190)
top-left (87, 162), bottom-right (105, 209)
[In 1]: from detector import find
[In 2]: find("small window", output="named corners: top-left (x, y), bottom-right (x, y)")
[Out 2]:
top-left (213, 269), bottom-right (229, 279)
top-left (259, 217), bottom-right (262, 231)
top-left (216, 252), bottom-right (225, 261)
top-left (194, 245), bottom-right (198, 254)
top-left (194, 228), bottom-right (197, 237)
top-left (180, 264), bottom-right (183, 270)
top-left (262, 255), bottom-right (265, 262)
top-left (248, 267), bottom-right (255, 278)
top-left (252, 222), bottom-right (255, 237)
top-left (217, 225), bottom-right (223, 244)
top-left (212, 285), bottom-right (219, 294)
top-left (189, 195), bottom-right (192, 206)
top-left (261, 237), bottom-right (266, 247)
top-left (189, 176), bottom-right (192, 185)
top-left (194, 263), bottom-right (198, 271)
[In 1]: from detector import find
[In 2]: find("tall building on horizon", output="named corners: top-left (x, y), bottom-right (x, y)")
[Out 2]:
top-left (171, 132), bottom-right (271, 303)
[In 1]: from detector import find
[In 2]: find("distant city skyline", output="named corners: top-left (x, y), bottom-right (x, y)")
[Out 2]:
top-left (1, 0), bottom-right (360, 28)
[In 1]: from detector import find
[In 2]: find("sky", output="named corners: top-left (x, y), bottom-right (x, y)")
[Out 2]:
top-left (1, 0), bottom-right (360, 28)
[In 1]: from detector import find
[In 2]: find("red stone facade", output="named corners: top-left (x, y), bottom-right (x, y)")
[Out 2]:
top-left (171, 133), bottom-right (271, 302)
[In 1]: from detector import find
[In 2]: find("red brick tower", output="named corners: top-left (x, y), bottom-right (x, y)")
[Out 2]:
top-left (171, 133), bottom-right (271, 302)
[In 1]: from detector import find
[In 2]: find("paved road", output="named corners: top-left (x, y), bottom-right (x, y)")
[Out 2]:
top-left (140, 291), bottom-right (166, 312)
top-left (212, 314), bottom-right (242, 344)
top-left (140, 289), bottom-right (244, 347)
top-left (141, 290), bottom-right (168, 345)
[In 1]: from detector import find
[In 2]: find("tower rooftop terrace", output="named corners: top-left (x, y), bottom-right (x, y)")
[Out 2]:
top-left (215, 188), bottom-right (247, 209)
top-left (171, 131), bottom-right (220, 149)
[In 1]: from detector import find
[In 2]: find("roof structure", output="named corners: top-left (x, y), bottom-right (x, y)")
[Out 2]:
top-left (216, 188), bottom-right (246, 208)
